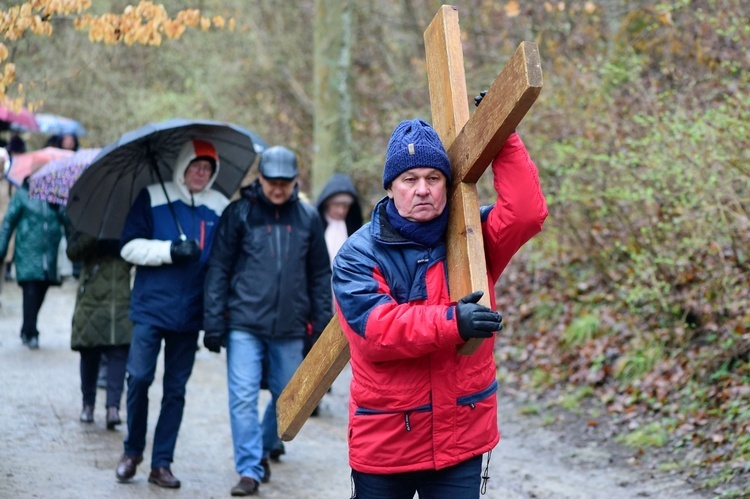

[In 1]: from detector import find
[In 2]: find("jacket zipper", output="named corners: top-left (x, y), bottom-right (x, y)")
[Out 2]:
top-left (356, 381), bottom-right (499, 431)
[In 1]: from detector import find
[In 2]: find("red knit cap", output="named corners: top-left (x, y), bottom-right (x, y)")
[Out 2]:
top-left (192, 139), bottom-right (218, 169)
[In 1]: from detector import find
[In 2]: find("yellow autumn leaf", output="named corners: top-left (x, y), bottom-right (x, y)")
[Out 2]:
top-left (657, 10), bottom-right (672, 26)
top-left (4, 62), bottom-right (16, 79)
top-left (505, 1), bottom-right (520, 17)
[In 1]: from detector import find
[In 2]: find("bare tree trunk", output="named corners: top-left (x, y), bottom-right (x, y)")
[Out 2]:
top-left (312, 0), bottom-right (354, 198)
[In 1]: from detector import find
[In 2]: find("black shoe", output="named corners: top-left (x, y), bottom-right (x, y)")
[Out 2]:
top-left (80, 405), bottom-right (94, 423)
top-left (106, 407), bottom-right (121, 430)
top-left (269, 442), bottom-right (285, 461)
top-left (260, 458), bottom-right (270, 483)
top-left (231, 476), bottom-right (259, 496)
top-left (27, 337), bottom-right (39, 350)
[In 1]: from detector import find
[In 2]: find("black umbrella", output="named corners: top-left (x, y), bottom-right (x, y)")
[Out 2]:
top-left (67, 118), bottom-right (267, 239)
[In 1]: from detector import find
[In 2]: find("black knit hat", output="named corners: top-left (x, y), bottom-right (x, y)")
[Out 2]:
top-left (382, 119), bottom-right (451, 189)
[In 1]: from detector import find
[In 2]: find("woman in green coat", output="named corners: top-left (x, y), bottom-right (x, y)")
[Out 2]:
top-left (66, 230), bottom-right (133, 428)
top-left (0, 181), bottom-right (65, 349)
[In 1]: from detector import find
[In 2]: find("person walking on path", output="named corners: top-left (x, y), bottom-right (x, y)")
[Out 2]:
top-left (315, 172), bottom-right (363, 268)
top-left (331, 117), bottom-right (548, 498)
top-left (203, 146), bottom-right (332, 496)
top-left (65, 230), bottom-right (132, 429)
top-left (0, 179), bottom-right (66, 349)
top-left (114, 139), bottom-right (229, 489)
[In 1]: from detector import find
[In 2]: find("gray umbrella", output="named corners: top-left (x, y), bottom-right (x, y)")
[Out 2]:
top-left (67, 118), bottom-right (267, 239)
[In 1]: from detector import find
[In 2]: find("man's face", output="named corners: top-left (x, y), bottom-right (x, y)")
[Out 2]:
top-left (386, 167), bottom-right (447, 222)
top-left (259, 174), bottom-right (297, 205)
top-left (184, 159), bottom-right (214, 193)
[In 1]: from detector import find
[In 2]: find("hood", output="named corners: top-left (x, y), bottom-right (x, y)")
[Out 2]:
top-left (369, 195), bottom-right (407, 245)
top-left (316, 173), bottom-right (363, 233)
top-left (173, 139), bottom-right (220, 199)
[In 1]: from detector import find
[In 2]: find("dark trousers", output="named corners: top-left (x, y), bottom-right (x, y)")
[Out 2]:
top-left (351, 455), bottom-right (483, 499)
top-left (20, 280), bottom-right (50, 339)
top-left (123, 322), bottom-right (199, 468)
top-left (80, 345), bottom-right (129, 408)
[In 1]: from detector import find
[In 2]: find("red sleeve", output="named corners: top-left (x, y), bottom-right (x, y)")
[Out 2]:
top-left (482, 132), bottom-right (548, 284)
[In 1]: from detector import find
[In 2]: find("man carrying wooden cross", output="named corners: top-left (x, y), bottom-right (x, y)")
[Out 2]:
top-left (330, 109), bottom-right (547, 496)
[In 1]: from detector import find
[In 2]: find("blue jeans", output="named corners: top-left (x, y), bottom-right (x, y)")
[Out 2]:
top-left (123, 322), bottom-right (199, 468)
top-left (351, 455), bottom-right (483, 499)
top-left (226, 330), bottom-right (303, 480)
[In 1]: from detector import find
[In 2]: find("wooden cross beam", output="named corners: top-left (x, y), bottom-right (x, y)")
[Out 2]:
top-left (277, 4), bottom-right (542, 442)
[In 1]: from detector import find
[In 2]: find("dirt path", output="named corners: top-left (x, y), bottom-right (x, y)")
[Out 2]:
top-left (0, 280), bottom-right (707, 498)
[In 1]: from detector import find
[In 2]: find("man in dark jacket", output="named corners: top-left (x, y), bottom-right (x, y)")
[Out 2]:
top-left (203, 146), bottom-right (332, 497)
top-left (114, 139), bottom-right (229, 489)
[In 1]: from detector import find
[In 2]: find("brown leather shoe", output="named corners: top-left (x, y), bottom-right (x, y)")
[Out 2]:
top-left (106, 407), bottom-right (121, 430)
top-left (79, 405), bottom-right (94, 423)
top-left (231, 476), bottom-right (259, 496)
top-left (148, 467), bottom-right (181, 488)
top-left (115, 453), bottom-right (142, 482)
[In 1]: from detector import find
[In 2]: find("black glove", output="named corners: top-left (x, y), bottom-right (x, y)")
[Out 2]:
top-left (96, 239), bottom-right (121, 258)
top-left (455, 291), bottom-right (503, 341)
top-left (303, 329), bottom-right (323, 357)
top-left (474, 90), bottom-right (488, 107)
top-left (203, 332), bottom-right (224, 353)
top-left (170, 239), bottom-right (201, 264)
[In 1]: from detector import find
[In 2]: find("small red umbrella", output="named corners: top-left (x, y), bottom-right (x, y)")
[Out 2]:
top-left (4, 147), bottom-right (75, 187)
top-left (0, 104), bottom-right (39, 131)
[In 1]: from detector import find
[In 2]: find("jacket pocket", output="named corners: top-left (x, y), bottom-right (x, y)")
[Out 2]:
top-left (355, 403), bottom-right (431, 432)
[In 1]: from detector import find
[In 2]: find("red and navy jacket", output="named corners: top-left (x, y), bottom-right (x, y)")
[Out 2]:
top-left (332, 132), bottom-right (548, 474)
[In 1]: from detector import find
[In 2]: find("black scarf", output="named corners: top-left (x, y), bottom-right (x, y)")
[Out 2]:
top-left (385, 198), bottom-right (448, 248)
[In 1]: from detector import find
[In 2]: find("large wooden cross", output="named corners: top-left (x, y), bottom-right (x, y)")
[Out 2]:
top-left (277, 5), bottom-right (542, 441)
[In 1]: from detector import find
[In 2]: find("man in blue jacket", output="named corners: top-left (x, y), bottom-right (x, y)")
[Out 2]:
top-left (203, 146), bottom-right (332, 497)
top-left (114, 139), bottom-right (229, 489)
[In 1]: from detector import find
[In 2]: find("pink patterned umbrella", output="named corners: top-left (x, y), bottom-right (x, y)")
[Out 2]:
top-left (28, 148), bottom-right (101, 205)
top-left (0, 103), bottom-right (39, 131)
top-left (4, 147), bottom-right (74, 187)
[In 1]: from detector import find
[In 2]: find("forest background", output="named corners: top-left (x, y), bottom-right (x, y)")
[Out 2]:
top-left (1, 0), bottom-right (748, 496)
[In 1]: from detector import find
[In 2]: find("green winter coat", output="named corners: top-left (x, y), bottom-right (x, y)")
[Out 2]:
top-left (66, 231), bottom-right (133, 350)
top-left (0, 185), bottom-right (64, 283)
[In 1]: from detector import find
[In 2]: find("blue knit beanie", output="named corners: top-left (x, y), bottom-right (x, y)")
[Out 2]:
top-left (382, 119), bottom-right (451, 189)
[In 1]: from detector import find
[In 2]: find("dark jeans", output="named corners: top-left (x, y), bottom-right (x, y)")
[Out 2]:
top-left (20, 280), bottom-right (50, 339)
top-left (351, 455), bottom-right (483, 499)
top-left (123, 322), bottom-right (198, 468)
top-left (80, 345), bottom-right (129, 408)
